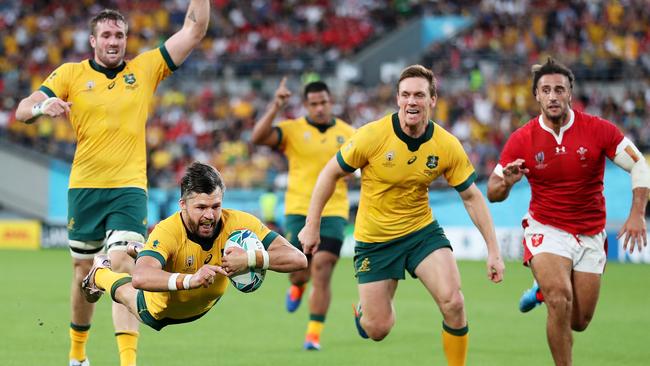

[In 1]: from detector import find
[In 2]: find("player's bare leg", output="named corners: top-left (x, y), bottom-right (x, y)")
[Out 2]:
top-left (70, 258), bottom-right (96, 364)
top-left (357, 279), bottom-right (398, 341)
top-left (570, 271), bottom-right (601, 331)
top-left (304, 251), bottom-right (338, 349)
top-left (109, 250), bottom-right (140, 366)
top-left (417, 248), bottom-right (468, 366)
top-left (531, 253), bottom-right (574, 366)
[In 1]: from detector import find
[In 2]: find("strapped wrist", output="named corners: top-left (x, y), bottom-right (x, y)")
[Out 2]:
top-left (168, 273), bottom-right (180, 291)
top-left (247, 249), bottom-right (257, 269)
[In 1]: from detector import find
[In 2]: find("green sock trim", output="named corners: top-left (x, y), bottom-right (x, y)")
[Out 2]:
top-left (442, 321), bottom-right (468, 336)
top-left (110, 277), bottom-right (133, 302)
top-left (309, 314), bottom-right (326, 322)
top-left (70, 323), bottom-right (91, 331)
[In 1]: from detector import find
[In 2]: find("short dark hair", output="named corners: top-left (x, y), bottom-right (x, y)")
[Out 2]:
top-left (90, 9), bottom-right (128, 36)
top-left (397, 64), bottom-right (437, 98)
top-left (303, 81), bottom-right (330, 99)
top-left (180, 162), bottom-right (225, 200)
top-left (531, 58), bottom-right (574, 96)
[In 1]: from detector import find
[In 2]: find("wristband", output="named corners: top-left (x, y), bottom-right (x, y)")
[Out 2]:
top-left (31, 97), bottom-right (56, 117)
top-left (168, 273), bottom-right (180, 291)
top-left (247, 249), bottom-right (257, 269)
top-left (261, 250), bottom-right (269, 270)
top-left (183, 274), bottom-right (192, 289)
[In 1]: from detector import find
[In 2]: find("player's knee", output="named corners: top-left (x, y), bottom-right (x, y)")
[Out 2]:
top-left (439, 291), bottom-right (465, 317)
top-left (364, 319), bottom-right (394, 341)
top-left (544, 290), bottom-right (572, 313)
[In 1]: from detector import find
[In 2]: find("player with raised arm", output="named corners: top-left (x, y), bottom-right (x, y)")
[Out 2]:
top-left (251, 79), bottom-right (355, 350)
top-left (15, 3), bottom-right (210, 365)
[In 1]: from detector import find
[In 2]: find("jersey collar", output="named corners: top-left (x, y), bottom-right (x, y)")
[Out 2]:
top-left (89, 59), bottom-right (126, 80)
top-left (180, 212), bottom-right (223, 251)
top-left (538, 109), bottom-right (575, 145)
top-left (306, 116), bottom-right (336, 133)
top-left (392, 113), bottom-right (434, 152)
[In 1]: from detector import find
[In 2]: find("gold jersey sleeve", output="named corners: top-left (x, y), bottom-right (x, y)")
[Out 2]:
top-left (40, 46), bottom-right (175, 190)
top-left (139, 209), bottom-right (275, 321)
top-left (337, 113), bottom-right (476, 243)
top-left (277, 117), bottom-right (355, 218)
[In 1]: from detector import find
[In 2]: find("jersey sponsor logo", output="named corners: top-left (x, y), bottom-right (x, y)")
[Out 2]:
top-left (407, 156), bottom-right (417, 165)
top-left (531, 233), bottom-right (544, 247)
top-left (576, 146), bottom-right (588, 161)
top-left (48, 72), bottom-right (57, 81)
top-left (86, 81), bottom-right (95, 90)
top-left (303, 132), bottom-right (311, 141)
top-left (204, 253), bottom-right (213, 264)
top-left (152, 239), bottom-right (160, 248)
top-left (555, 145), bottom-right (566, 154)
top-left (357, 257), bottom-right (371, 273)
top-left (108, 80), bottom-right (116, 89)
top-left (534, 151), bottom-right (547, 169)
top-left (426, 155), bottom-right (438, 169)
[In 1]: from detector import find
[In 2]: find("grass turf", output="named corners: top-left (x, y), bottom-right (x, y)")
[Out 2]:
top-left (1, 248), bottom-right (648, 365)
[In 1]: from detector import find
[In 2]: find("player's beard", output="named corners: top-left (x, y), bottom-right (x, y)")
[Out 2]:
top-left (543, 103), bottom-right (568, 125)
top-left (189, 217), bottom-right (216, 238)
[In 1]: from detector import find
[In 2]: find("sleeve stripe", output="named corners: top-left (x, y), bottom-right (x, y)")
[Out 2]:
top-left (336, 151), bottom-right (356, 172)
top-left (159, 45), bottom-right (178, 72)
top-left (261, 231), bottom-right (279, 250)
top-left (138, 250), bottom-right (166, 267)
top-left (39, 85), bottom-right (56, 98)
top-left (454, 172), bottom-right (477, 192)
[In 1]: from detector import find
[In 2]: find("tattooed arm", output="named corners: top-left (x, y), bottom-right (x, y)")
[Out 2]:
top-left (164, 0), bottom-right (210, 66)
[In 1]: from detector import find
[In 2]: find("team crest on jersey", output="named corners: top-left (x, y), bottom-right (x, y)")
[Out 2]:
top-left (576, 146), bottom-right (588, 160)
top-left (123, 73), bottom-right (136, 84)
top-left (534, 151), bottom-right (546, 169)
top-left (336, 136), bottom-right (345, 145)
top-left (426, 155), bottom-right (439, 169)
top-left (186, 255), bottom-right (195, 267)
top-left (531, 234), bottom-right (544, 247)
top-left (383, 151), bottom-right (396, 167)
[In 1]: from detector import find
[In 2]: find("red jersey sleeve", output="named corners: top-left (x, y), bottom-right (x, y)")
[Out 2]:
top-left (593, 117), bottom-right (624, 159)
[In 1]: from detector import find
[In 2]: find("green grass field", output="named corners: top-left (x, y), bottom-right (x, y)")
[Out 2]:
top-left (1, 249), bottom-right (649, 365)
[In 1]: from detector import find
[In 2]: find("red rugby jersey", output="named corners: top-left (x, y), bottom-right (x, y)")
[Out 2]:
top-left (499, 109), bottom-right (624, 235)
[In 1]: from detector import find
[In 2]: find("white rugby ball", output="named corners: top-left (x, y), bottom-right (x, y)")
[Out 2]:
top-left (224, 229), bottom-right (266, 293)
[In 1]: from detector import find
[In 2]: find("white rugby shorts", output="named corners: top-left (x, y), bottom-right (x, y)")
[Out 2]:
top-left (522, 213), bottom-right (607, 274)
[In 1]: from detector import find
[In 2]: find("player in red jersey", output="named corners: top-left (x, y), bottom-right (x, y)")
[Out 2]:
top-left (487, 58), bottom-right (649, 366)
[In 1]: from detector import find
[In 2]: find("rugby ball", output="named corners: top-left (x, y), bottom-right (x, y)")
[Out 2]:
top-left (224, 229), bottom-right (266, 293)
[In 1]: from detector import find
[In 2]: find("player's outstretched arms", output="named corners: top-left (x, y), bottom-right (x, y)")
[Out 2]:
top-left (15, 91), bottom-right (71, 123)
top-left (266, 236), bottom-right (308, 273)
top-left (164, 0), bottom-right (210, 66)
top-left (487, 158), bottom-right (528, 202)
top-left (131, 256), bottom-right (224, 291)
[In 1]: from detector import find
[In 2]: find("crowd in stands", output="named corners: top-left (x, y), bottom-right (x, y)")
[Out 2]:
top-left (1, 0), bottom-right (649, 191)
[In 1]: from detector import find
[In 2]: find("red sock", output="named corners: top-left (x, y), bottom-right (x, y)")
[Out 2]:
top-left (290, 284), bottom-right (305, 300)
top-left (536, 289), bottom-right (544, 302)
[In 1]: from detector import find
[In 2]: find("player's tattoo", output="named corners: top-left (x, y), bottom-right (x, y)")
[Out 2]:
top-left (187, 10), bottom-right (196, 22)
